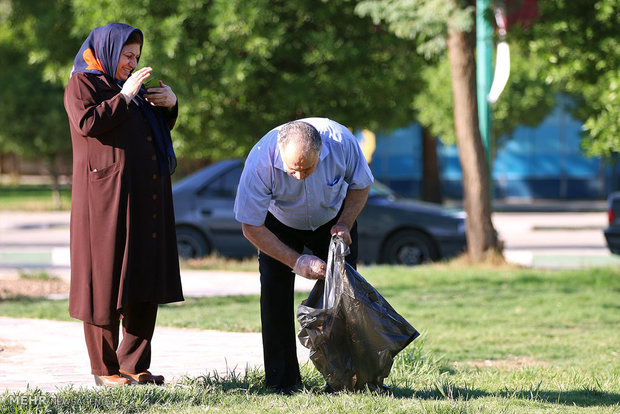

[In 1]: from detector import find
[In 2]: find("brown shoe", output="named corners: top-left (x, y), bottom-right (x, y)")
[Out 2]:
top-left (119, 370), bottom-right (165, 385)
top-left (93, 374), bottom-right (131, 386)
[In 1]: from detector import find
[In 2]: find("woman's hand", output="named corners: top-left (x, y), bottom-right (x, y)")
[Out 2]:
top-left (145, 81), bottom-right (177, 108)
top-left (120, 67), bottom-right (152, 103)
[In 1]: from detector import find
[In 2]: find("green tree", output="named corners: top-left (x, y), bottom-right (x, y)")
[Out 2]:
top-left (510, 0), bottom-right (619, 158)
top-left (2, 0), bottom-right (425, 182)
top-left (413, 41), bottom-right (556, 150)
top-left (413, 38), bottom-right (556, 203)
top-left (69, 0), bottom-right (425, 162)
top-left (0, 0), bottom-right (75, 206)
top-left (356, 0), bottom-right (501, 262)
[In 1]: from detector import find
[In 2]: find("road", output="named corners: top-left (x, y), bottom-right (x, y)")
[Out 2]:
top-left (0, 210), bottom-right (619, 274)
top-left (492, 211), bottom-right (618, 268)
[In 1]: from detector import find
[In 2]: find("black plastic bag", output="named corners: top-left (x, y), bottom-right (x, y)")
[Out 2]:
top-left (297, 236), bottom-right (419, 391)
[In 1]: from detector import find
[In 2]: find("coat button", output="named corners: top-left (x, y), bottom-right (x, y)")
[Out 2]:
top-left (152, 194), bottom-right (157, 200)
top-left (152, 174), bottom-right (157, 180)
top-left (152, 155), bottom-right (157, 161)
top-left (152, 232), bottom-right (157, 238)
top-left (147, 137), bottom-right (152, 142)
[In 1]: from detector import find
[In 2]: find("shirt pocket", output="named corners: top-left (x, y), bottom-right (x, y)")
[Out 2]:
top-left (321, 176), bottom-right (348, 208)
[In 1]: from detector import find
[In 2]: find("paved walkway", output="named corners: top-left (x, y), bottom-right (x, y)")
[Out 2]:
top-left (0, 316), bottom-right (310, 393)
top-left (0, 269), bottom-right (314, 392)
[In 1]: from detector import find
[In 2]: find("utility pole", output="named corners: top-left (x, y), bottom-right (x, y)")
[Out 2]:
top-left (477, 0), bottom-right (501, 204)
top-left (476, 0), bottom-right (493, 170)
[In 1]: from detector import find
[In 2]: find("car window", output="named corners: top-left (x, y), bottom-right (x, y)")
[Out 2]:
top-left (197, 166), bottom-right (243, 198)
top-left (369, 180), bottom-right (396, 198)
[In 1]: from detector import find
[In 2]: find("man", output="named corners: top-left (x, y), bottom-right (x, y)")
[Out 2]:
top-left (234, 118), bottom-right (373, 394)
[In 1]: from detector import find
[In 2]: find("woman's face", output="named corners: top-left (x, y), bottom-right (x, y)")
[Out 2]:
top-left (114, 43), bottom-right (141, 81)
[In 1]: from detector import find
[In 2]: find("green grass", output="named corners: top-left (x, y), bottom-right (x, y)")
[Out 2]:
top-left (180, 255), bottom-right (259, 272)
top-left (1, 264), bottom-right (619, 413)
top-left (18, 270), bottom-right (60, 281)
top-left (0, 185), bottom-right (71, 211)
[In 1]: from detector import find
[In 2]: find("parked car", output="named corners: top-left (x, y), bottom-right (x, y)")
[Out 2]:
top-left (604, 192), bottom-right (620, 255)
top-left (172, 158), bottom-right (467, 265)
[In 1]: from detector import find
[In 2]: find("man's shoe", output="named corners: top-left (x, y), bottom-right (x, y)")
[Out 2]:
top-left (93, 374), bottom-right (131, 386)
top-left (119, 370), bottom-right (165, 385)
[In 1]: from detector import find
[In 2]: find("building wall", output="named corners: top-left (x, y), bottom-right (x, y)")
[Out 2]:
top-left (367, 103), bottom-right (619, 200)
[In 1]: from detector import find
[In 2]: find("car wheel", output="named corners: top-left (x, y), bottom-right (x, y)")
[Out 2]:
top-left (381, 230), bottom-right (438, 265)
top-left (176, 227), bottom-right (210, 259)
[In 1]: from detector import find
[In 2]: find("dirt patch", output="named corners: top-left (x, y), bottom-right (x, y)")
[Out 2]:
top-left (0, 278), bottom-right (69, 299)
top-left (434, 250), bottom-right (521, 270)
top-left (458, 356), bottom-right (550, 369)
top-left (0, 339), bottom-right (25, 356)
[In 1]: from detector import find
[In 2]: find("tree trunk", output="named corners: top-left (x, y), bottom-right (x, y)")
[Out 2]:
top-left (47, 158), bottom-right (62, 211)
top-left (446, 21), bottom-right (500, 261)
top-left (421, 127), bottom-right (443, 204)
top-left (51, 174), bottom-right (61, 210)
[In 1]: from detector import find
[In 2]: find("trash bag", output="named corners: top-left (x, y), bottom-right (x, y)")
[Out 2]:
top-left (297, 236), bottom-right (420, 392)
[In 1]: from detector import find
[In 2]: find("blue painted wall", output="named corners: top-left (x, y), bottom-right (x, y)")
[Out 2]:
top-left (365, 103), bottom-right (619, 200)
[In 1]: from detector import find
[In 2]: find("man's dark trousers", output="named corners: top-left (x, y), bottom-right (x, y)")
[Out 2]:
top-left (259, 212), bottom-right (358, 391)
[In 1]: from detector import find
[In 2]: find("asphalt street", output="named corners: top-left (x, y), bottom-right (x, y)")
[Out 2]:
top-left (1, 207), bottom-right (618, 275)
top-left (492, 210), bottom-right (619, 268)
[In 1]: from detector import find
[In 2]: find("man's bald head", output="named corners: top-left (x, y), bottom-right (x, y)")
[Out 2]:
top-left (277, 121), bottom-right (322, 180)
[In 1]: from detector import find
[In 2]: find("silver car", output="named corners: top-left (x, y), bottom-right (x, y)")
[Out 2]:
top-left (173, 158), bottom-right (467, 265)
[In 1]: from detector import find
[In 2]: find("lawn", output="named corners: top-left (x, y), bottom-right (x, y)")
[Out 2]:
top-left (1, 264), bottom-right (619, 412)
top-left (0, 185), bottom-right (71, 211)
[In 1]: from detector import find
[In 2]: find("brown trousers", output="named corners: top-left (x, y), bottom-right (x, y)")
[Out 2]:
top-left (83, 303), bottom-right (158, 376)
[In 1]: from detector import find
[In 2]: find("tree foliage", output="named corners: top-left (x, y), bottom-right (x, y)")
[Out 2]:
top-left (0, 0), bottom-right (75, 166)
top-left (354, 0), bottom-right (471, 147)
top-left (491, 40), bottom-right (558, 151)
top-left (356, 0), bottom-right (475, 58)
top-left (357, 0), bottom-right (556, 151)
top-left (24, 0), bottom-right (424, 163)
top-left (1, 0), bottom-right (615, 172)
top-left (511, 0), bottom-right (619, 157)
top-left (411, 42), bottom-right (556, 151)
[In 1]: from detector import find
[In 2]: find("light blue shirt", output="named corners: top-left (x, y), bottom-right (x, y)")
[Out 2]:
top-left (234, 117), bottom-right (374, 230)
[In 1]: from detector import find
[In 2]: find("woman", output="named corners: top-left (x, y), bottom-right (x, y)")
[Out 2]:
top-left (64, 23), bottom-right (184, 386)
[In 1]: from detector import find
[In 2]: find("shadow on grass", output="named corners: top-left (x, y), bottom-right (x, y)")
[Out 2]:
top-left (391, 385), bottom-right (620, 407)
top-left (192, 369), bottom-right (620, 408)
top-left (185, 369), bottom-right (620, 408)
top-left (2, 378), bottom-right (618, 414)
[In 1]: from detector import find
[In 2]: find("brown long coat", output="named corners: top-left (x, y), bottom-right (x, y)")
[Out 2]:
top-left (64, 72), bottom-right (184, 325)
